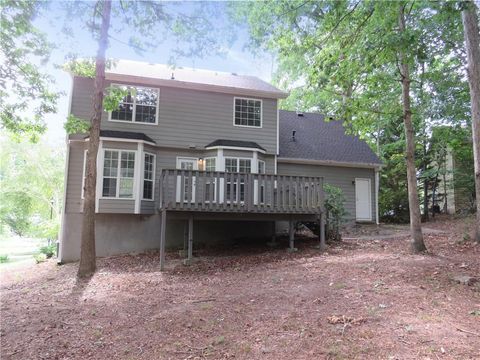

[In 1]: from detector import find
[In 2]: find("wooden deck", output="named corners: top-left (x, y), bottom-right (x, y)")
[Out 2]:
top-left (158, 169), bottom-right (327, 270)
top-left (159, 169), bottom-right (324, 214)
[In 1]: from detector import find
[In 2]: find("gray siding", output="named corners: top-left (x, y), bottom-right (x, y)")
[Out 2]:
top-left (98, 199), bottom-right (135, 213)
top-left (259, 154), bottom-right (276, 174)
top-left (71, 77), bottom-right (278, 154)
top-left (103, 141), bottom-right (137, 150)
top-left (141, 200), bottom-right (155, 214)
top-left (65, 141), bottom-right (85, 213)
top-left (277, 163), bottom-right (376, 222)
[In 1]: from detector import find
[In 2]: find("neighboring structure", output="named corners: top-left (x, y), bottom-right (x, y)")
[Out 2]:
top-left (443, 147), bottom-right (475, 214)
top-left (59, 60), bottom-right (382, 266)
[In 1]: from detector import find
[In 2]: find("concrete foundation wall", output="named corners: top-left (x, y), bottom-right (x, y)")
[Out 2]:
top-left (59, 213), bottom-right (272, 262)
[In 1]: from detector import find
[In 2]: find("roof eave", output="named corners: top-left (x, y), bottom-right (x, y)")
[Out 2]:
top-left (105, 73), bottom-right (289, 99)
top-left (278, 157), bottom-right (383, 169)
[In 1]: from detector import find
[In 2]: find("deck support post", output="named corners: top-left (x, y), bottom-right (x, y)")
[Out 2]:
top-left (160, 209), bottom-right (167, 271)
top-left (319, 211), bottom-right (326, 251)
top-left (184, 215), bottom-right (194, 265)
top-left (288, 219), bottom-right (297, 252)
top-left (267, 221), bottom-right (278, 247)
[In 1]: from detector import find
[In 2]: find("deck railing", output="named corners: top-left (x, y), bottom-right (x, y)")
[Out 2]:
top-left (159, 169), bottom-right (324, 214)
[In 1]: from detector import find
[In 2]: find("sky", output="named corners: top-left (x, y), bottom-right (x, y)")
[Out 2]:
top-left (34, 1), bottom-right (274, 145)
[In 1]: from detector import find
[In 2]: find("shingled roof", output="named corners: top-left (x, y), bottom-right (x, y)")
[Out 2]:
top-left (101, 60), bottom-right (288, 99)
top-left (206, 139), bottom-right (266, 152)
top-left (279, 110), bottom-right (382, 166)
top-left (84, 130), bottom-right (156, 144)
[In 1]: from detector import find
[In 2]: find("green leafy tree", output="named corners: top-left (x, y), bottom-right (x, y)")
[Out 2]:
top-left (323, 184), bottom-right (347, 241)
top-left (0, 0), bottom-right (59, 140)
top-left (461, 0), bottom-right (480, 242)
top-left (234, 0), bottom-right (473, 252)
top-left (0, 135), bottom-right (64, 238)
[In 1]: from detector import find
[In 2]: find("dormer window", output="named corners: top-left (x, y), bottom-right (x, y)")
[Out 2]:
top-left (109, 85), bottom-right (159, 125)
top-left (234, 97), bottom-right (262, 128)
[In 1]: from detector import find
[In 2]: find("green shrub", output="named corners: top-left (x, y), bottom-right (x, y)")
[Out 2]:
top-left (324, 184), bottom-right (347, 241)
top-left (0, 254), bottom-right (9, 263)
top-left (34, 253), bottom-right (47, 264)
top-left (39, 244), bottom-right (56, 258)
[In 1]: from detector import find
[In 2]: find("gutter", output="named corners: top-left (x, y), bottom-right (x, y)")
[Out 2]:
top-left (277, 157), bottom-right (383, 170)
top-left (104, 73), bottom-right (289, 99)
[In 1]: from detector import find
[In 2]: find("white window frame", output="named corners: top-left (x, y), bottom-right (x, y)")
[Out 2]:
top-left (258, 160), bottom-right (266, 174)
top-left (108, 84), bottom-right (160, 126)
top-left (81, 149), bottom-right (88, 199)
top-left (176, 157), bottom-right (199, 170)
top-left (142, 152), bottom-right (156, 201)
top-left (224, 157), bottom-right (252, 173)
top-left (175, 157), bottom-right (198, 203)
top-left (100, 149), bottom-right (136, 199)
top-left (204, 157), bottom-right (216, 172)
top-left (233, 97), bottom-right (263, 128)
top-left (224, 157), bottom-right (252, 203)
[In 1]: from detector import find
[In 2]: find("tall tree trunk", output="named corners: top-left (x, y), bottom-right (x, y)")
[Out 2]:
top-left (461, 1), bottom-right (480, 243)
top-left (78, 0), bottom-right (111, 278)
top-left (398, 4), bottom-right (426, 253)
top-left (420, 62), bottom-right (429, 222)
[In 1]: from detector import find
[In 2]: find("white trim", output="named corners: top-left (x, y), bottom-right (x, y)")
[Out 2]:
top-left (252, 151), bottom-right (259, 174)
top-left (217, 149), bottom-right (225, 203)
top-left (108, 84), bottom-right (159, 125)
top-left (258, 159), bottom-right (266, 174)
top-left (57, 74), bottom-right (74, 262)
top-left (217, 149), bottom-right (225, 171)
top-left (104, 72), bottom-right (289, 99)
top-left (99, 148), bottom-right (136, 200)
top-left (204, 157), bottom-right (216, 172)
top-left (276, 99), bottom-right (279, 155)
top-left (233, 97), bottom-right (263, 128)
top-left (355, 178), bottom-right (372, 222)
top-left (277, 157), bottom-right (383, 169)
top-left (95, 140), bottom-right (103, 212)
top-left (81, 149), bottom-right (87, 199)
top-left (375, 169), bottom-right (380, 225)
top-left (176, 157), bottom-right (198, 203)
top-left (142, 151), bottom-right (156, 201)
top-left (83, 136), bottom-right (157, 146)
top-left (99, 137), bottom-right (156, 146)
top-left (205, 145), bottom-right (266, 154)
top-left (225, 157), bottom-right (253, 173)
top-left (176, 156), bottom-right (199, 169)
top-left (58, 139), bottom-right (71, 263)
top-left (134, 143), bottom-right (144, 213)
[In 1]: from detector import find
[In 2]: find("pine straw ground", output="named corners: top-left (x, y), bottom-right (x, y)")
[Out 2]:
top-left (1, 215), bottom-right (479, 360)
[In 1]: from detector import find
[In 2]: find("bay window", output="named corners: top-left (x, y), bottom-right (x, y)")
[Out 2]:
top-left (102, 150), bottom-right (135, 198)
top-left (205, 157), bottom-right (216, 171)
top-left (143, 153), bottom-right (155, 200)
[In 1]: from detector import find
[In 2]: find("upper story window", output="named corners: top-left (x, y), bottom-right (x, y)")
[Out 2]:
top-left (110, 85), bottom-right (159, 125)
top-left (234, 97), bottom-right (262, 128)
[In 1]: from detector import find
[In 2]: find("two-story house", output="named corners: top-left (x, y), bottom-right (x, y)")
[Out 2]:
top-left (59, 60), bottom-right (382, 267)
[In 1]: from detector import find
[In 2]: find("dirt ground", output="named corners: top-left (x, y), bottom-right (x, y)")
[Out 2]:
top-left (1, 215), bottom-right (479, 359)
